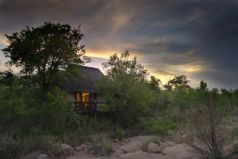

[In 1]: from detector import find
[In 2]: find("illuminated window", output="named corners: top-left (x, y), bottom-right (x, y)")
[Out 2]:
top-left (82, 92), bottom-right (90, 107)
top-left (82, 92), bottom-right (90, 102)
top-left (75, 92), bottom-right (91, 109)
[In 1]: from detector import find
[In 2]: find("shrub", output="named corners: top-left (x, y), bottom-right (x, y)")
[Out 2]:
top-left (150, 120), bottom-right (177, 135)
top-left (97, 51), bottom-right (155, 128)
top-left (89, 134), bottom-right (113, 156)
top-left (110, 127), bottom-right (126, 140)
top-left (39, 87), bottom-right (80, 134)
top-left (138, 117), bottom-right (177, 136)
top-left (187, 99), bottom-right (226, 159)
top-left (0, 136), bottom-right (22, 159)
top-left (98, 76), bottom-right (154, 127)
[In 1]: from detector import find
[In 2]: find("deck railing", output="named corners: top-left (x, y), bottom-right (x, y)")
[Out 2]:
top-left (73, 101), bottom-right (96, 112)
top-left (73, 101), bottom-right (107, 113)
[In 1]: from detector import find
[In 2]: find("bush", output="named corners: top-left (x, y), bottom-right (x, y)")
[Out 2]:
top-left (0, 136), bottom-right (22, 159)
top-left (98, 76), bottom-right (154, 127)
top-left (97, 51), bottom-right (155, 128)
top-left (89, 134), bottom-right (113, 156)
top-left (0, 134), bottom-right (58, 159)
top-left (187, 100), bottom-right (225, 159)
top-left (110, 127), bottom-right (126, 140)
top-left (150, 120), bottom-right (177, 135)
top-left (0, 82), bottom-right (81, 136)
top-left (0, 82), bottom-right (39, 136)
top-left (39, 87), bottom-right (80, 134)
top-left (139, 117), bottom-right (177, 135)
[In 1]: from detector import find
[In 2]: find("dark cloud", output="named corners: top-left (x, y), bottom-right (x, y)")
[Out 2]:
top-left (134, 41), bottom-right (193, 55)
top-left (0, 0), bottom-right (238, 88)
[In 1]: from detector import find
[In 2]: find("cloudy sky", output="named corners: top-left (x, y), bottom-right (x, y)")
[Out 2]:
top-left (0, 0), bottom-right (238, 89)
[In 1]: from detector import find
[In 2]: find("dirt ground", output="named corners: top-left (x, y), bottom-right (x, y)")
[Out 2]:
top-left (67, 136), bottom-right (201, 159)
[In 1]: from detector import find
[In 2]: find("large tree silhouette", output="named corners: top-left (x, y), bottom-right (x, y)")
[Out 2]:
top-left (2, 22), bottom-right (86, 89)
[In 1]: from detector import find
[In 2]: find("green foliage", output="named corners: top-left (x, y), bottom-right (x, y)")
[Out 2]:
top-left (39, 87), bottom-right (80, 134)
top-left (110, 127), bottom-right (126, 140)
top-left (103, 51), bottom-right (148, 81)
top-left (98, 51), bottom-right (154, 127)
top-left (150, 120), bottom-right (177, 135)
top-left (89, 134), bottom-right (113, 156)
top-left (164, 75), bottom-right (190, 91)
top-left (2, 22), bottom-right (87, 89)
top-left (0, 79), bottom-right (80, 136)
top-left (198, 80), bottom-right (208, 91)
top-left (103, 77), bottom-right (154, 127)
top-left (0, 136), bottom-right (22, 159)
top-left (149, 76), bottom-right (161, 90)
top-left (139, 117), bottom-right (177, 135)
top-left (0, 47), bottom-right (238, 158)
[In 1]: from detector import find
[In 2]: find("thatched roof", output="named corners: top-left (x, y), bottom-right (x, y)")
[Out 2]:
top-left (57, 65), bottom-right (103, 93)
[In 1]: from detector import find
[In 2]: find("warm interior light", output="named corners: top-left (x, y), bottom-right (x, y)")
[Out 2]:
top-left (82, 92), bottom-right (90, 107)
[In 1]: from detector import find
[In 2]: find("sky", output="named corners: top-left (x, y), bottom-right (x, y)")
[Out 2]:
top-left (0, 0), bottom-right (238, 89)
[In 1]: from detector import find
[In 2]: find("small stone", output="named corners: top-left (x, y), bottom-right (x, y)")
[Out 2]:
top-left (75, 146), bottom-right (82, 152)
top-left (120, 150), bottom-right (164, 159)
top-left (37, 154), bottom-right (50, 159)
top-left (80, 144), bottom-right (89, 150)
top-left (51, 143), bottom-right (74, 158)
top-left (147, 143), bottom-right (162, 154)
top-left (160, 141), bottom-right (177, 149)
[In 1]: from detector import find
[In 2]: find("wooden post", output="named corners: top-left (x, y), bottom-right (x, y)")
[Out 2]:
top-left (94, 93), bottom-right (97, 121)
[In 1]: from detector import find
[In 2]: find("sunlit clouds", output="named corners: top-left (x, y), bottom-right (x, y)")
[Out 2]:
top-left (0, 0), bottom-right (238, 88)
top-left (112, 14), bottom-right (131, 33)
top-left (0, 34), bottom-right (7, 46)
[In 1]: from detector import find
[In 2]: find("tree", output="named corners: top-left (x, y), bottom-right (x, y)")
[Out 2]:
top-left (98, 51), bottom-right (153, 127)
top-left (164, 75), bottom-right (190, 90)
top-left (211, 88), bottom-right (219, 95)
top-left (2, 22), bottom-right (87, 89)
top-left (220, 88), bottom-right (232, 97)
top-left (199, 80), bottom-right (208, 91)
top-left (0, 70), bottom-right (15, 86)
top-left (149, 76), bottom-right (161, 90)
top-left (103, 51), bottom-right (148, 81)
top-left (164, 83), bottom-right (173, 91)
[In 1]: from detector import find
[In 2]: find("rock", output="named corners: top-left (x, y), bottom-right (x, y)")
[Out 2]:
top-left (80, 143), bottom-right (89, 151)
top-left (224, 139), bottom-right (238, 156)
top-left (160, 141), bottom-right (177, 149)
top-left (120, 140), bottom-right (143, 153)
top-left (119, 136), bottom-right (159, 153)
top-left (51, 143), bottom-right (74, 158)
top-left (229, 153), bottom-right (238, 159)
top-left (162, 143), bottom-right (200, 159)
top-left (147, 143), bottom-right (162, 154)
top-left (120, 150), bottom-right (144, 159)
top-left (37, 154), bottom-right (50, 159)
top-left (75, 146), bottom-right (82, 152)
top-left (60, 144), bottom-right (74, 155)
top-left (111, 148), bottom-right (125, 158)
top-left (120, 150), bottom-right (164, 159)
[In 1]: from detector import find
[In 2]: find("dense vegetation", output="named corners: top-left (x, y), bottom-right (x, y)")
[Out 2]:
top-left (1, 23), bottom-right (238, 158)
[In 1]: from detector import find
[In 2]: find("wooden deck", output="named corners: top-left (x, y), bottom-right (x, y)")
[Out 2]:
top-left (73, 101), bottom-right (106, 113)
